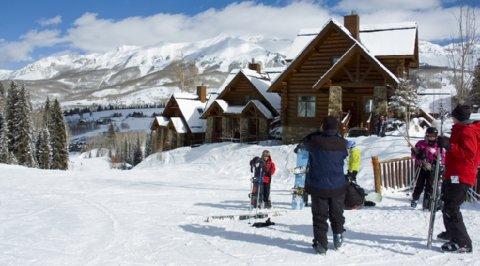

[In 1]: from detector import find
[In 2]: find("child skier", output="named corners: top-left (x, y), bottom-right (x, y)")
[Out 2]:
top-left (410, 127), bottom-right (443, 209)
top-left (261, 150), bottom-right (276, 209)
top-left (346, 140), bottom-right (360, 182)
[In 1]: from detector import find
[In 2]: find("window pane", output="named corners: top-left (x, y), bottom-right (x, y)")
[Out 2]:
top-left (306, 101), bottom-right (316, 117)
top-left (298, 99), bottom-right (306, 117)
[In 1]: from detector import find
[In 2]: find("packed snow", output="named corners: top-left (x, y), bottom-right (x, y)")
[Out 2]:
top-left (0, 136), bottom-right (478, 265)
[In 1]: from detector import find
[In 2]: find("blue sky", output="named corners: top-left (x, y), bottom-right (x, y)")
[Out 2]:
top-left (0, 0), bottom-right (478, 69)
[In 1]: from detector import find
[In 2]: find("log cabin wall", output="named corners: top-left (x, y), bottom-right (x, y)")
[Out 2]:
top-left (282, 27), bottom-right (354, 143)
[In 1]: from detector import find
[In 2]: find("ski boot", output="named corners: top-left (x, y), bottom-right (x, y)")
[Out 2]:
top-left (333, 234), bottom-right (344, 250)
top-left (265, 200), bottom-right (272, 209)
top-left (441, 241), bottom-right (472, 253)
top-left (437, 231), bottom-right (451, 241)
top-left (410, 200), bottom-right (418, 208)
top-left (312, 241), bottom-right (327, 255)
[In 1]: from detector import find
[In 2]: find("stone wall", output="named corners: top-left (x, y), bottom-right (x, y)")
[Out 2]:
top-left (328, 86), bottom-right (343, 117)
top-left (283, 125), bottom-right (321, 144)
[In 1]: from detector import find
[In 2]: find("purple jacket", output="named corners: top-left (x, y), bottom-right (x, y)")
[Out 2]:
top-left (412, 140), bottom-right (445, 166)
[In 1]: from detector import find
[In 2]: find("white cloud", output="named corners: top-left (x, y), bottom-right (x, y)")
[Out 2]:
top-left (0, 29), bottom-right (63, 65)
top-left (335, 0), bottom-right (442, 12)
top-left (38, 15), bottom-right (62, 26)
top-left (66, 2), bottom-right (334, 53)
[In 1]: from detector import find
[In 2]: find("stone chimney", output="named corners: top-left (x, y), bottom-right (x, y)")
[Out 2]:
top-left (344, 12), bottom-right (359, 39)
top-left (247, 58), bottom-right (262, 74)
top-left (196, 84), bottom-right (207, 103)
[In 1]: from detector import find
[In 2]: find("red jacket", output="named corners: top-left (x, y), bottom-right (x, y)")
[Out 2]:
top-left (444, 121), bottom-right (480, 186)
top-left (263, 157), bottom-right (276, 184)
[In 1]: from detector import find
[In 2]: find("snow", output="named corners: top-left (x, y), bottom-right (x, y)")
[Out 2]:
top-left (249, 100), bottom-right (273, 119)
top-left (169, 117), bottom-right (187, 134)
top-left (153, 116), bottom-right (169, 127)
top-left (0, 137), bottom-right (479, 264)
top-left (174, 96), bottom-right (207, 133)
top-left (286, 19), bottom-right (417, 61)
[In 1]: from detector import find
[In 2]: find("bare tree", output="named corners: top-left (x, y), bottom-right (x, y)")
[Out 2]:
top-left (174, 52), bottom-right (198, 92)
top-left (448, 6), bottom-right (477, 104)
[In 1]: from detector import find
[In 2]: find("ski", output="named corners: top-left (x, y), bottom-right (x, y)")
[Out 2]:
top-left (205, 211), bottom-right (286, 222)
top-left (365, 192), bottom-right (383, 203)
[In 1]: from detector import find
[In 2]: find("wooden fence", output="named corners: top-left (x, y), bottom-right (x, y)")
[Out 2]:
top-left (371, 156), bottom-right (416, 194)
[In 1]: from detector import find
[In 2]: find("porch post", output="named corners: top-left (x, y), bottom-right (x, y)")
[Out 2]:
top-left (205, 117), bottom-right (213, 143)
top-left (328, 86), bottom-right (343, 118)
top-left (373, 86), bottom-right (388, 116)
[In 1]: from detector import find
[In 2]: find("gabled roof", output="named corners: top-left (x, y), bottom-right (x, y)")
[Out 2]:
top-left (216, 68), bottom-right (281, 111)
top-left (271, 18), bottom-right (410, 92)
top-left (151, 116), bottom-right (169, 130)
top-left (312, 44), bottom-right (399, 89)
top-left (163, 93), bottom-right (207, 133)
top-left (285, 20), bottom-right (418, 61)
top-left (202, 99), bottom-right (274, 119)
top-left (169, 117), bottom-right (187, 134)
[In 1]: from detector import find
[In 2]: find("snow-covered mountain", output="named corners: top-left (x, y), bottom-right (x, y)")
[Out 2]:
top-left (0, 34), bottom-right (477, 108)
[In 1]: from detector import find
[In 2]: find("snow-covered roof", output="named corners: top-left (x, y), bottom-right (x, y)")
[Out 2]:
top-left (209, 99), bottom-right (274, 119)
top-left (175, 97), bottom-right (207, 133)
top-left (169, 117), bottom-right (187, 134)
top-left (247, 100), bottom-right (273, 119)
top-left (153, 116), bottom-right (169, 127)
top-left (215, 68), bottom-right (281, 111)
top-left (285, 19), bottom-right (417, 61)
top-left (359, 23), bottom-right (417, 56)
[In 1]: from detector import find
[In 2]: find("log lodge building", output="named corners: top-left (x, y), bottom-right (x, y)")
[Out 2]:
top-left (151, 13), bottom-right (419, 149)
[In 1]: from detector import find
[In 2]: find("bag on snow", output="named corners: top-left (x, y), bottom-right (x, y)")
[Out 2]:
top-left (345, 181), bottom-right (366, 210)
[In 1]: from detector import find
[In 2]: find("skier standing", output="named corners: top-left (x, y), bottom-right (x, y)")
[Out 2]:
top-left (437, 105), bottom-right (480, 253)
top-left (304, 116), bottom-right (348, 255)
top-left (410, 127), bottom-right (443, 209)
top-left (346, 140), bottom-right (360, 182)
top-left (260, 150), bottom-right (275, 209)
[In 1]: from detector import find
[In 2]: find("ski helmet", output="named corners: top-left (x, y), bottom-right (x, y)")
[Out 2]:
top-left (347, 140), bottom-right (356, 149)
top-left (426, 127), bottom-right (438, 135)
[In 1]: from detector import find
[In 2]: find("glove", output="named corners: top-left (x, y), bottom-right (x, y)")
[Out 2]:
top-left (421, 161), bottom-right (432, 171)
top-left (417, 150), bottom-right (426, 160)
top-left (347, 171), bottom-right (358, 182)
top-left (437, 136), bottom-right (450, 150)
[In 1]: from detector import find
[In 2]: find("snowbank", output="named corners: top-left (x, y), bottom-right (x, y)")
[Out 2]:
top-left (137, 136), bottom-right (412, 190)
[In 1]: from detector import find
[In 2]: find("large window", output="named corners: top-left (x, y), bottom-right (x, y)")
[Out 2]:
top-left (298, 96), bottom-right (316, 117)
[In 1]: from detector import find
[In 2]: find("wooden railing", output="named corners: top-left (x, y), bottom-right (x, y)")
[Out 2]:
top-left (372, 156), bottom-right (416, 194)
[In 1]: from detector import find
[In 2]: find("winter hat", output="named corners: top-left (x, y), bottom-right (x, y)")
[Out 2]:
top-left (451, 105), bottom-right (471, 122)
top-left (262, 150), bottom-right (271, 158)
top-left (347, 140), bottom-right (356, 149)
top-left (322, 116), bottom-right (339, 131)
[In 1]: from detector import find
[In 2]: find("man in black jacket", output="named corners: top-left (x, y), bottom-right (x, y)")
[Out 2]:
top-left (304, 116), bottom-right (349, 255)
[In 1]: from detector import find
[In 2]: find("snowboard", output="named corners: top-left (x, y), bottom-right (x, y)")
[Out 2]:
top-left (292, 148), bottom-right (309, 210)
top-left (249, 157), bottom-right (264, 209)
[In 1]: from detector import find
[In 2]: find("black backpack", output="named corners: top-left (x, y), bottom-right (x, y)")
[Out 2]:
top-left (345, 181), bottom-right (366, 210)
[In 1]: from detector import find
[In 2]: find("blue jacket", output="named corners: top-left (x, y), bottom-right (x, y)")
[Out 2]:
top-left (304, 130), bottom-right (348, 197)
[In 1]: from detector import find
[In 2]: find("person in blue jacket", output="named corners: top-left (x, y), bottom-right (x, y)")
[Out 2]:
top-left (304, 116), bottom-right (349, 255)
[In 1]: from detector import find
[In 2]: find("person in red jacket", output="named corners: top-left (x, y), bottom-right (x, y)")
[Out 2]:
top-left (437, 105), bottom-right (480, 253)
top-left (261, 150), bottom-right (276, 209)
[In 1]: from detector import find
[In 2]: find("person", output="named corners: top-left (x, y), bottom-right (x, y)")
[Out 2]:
top-left (260, 150), bottom-right (275, 209)
top-left (376, 115), bottom-right (387, 137)
top-left (410, 127), bottom-right (443, 209)
top-left (304, 116), bottom-right (348, 255)
top-left (346, 140), bottom-right (360, 182)
top-left (437, 104), bottom-right (480, 253)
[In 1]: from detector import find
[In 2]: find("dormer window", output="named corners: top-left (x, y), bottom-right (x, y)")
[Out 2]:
top-left (197, 108), bottom-right (204, 114)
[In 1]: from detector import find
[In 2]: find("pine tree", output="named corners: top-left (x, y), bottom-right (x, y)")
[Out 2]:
top-left (389, 78), bottom-right (420, 138)
top-left (49, 99), bottom-right (69, 170)
top-left (106, 123), bottom-right (116, 149)
top-left (0, 82), bottom-right (5, 110)
top-left (469, 58), bottom-right (480, 108)
top-left (0, 112), bottom-right (10, 163)
top-left (37, 128), bottom-right (51, 169)
top-left (145, 132), bottom-right (152, 157)
top-left (133, 136), bottom-right (143, 166)
top-left (6, 84), bottom-right (35, 167)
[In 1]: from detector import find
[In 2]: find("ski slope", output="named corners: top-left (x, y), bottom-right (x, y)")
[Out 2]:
top-left (0, 136), bottom-right (478, 265)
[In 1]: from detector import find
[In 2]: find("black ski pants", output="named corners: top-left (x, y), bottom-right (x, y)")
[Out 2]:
top-left (441, 181), bottom-right (472, 248)
top-left (412, 168), bottom-right (434, 201)
top-left (311, 193), bottom-right (346, 248)
top-left (262, 182), bottom-right (270, 205)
